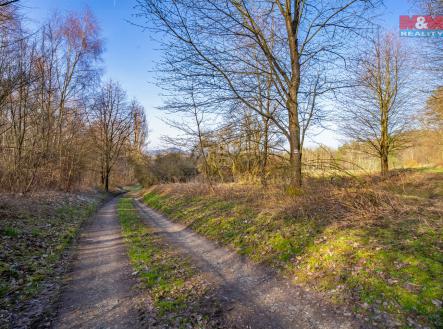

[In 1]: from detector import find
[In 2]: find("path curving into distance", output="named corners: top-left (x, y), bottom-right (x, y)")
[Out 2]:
top-left (53, 198), bottom-right (144, 329)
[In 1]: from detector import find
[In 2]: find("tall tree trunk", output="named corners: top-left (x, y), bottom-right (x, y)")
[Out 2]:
top-left (260, 117), bottom-right (269, 187)
top-left (288, 114), bottom-right (302, 187)
top-left (288, 84), bottom-right (302, 188)
top-left (105, 172), bottom-right (110, 192)
top-left (380, 153), bottom-right (389, 175)
top-left (380, 104), bottom-right (389, 176)
top-left (287, 3), bottom-right (302, 188)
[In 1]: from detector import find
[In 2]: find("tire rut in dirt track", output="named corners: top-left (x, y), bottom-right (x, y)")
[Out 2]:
top-left (52, 198), bottom-right (144, 329)
top-left (134, 198), bottom-right (367, 329)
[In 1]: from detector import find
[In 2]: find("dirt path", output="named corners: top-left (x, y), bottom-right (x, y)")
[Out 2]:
top-left (52, 198), bottom-right (143, 329)
top-left (134, 199), bottom-right (365, 329)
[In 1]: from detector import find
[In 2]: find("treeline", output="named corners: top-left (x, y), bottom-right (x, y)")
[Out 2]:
top-left (0, 4), bottom-right (147, 192)
top-left (145, 121), bottom-right (443, 185)
top-left (1, 1), bottom-right (442, 192)
top-left (136, 0), bottom-right (442, 187)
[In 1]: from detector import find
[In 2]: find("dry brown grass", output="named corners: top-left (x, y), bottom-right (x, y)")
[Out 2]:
top-left (150, 170), bottom-right (443, 229)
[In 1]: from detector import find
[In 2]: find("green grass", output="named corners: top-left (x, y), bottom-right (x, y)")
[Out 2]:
top-left (143, 176), bottom-right (443, 328)
top-left (415, 166), bottom-right (443, 174)
top-left (143, 192), bottom-right (321, 266)
top-left (295, 225), bottom-right (442, 323)
top-left (117, 197), bottom-right (217, 326)
top-left (1, 227), bottom-right (20, 237)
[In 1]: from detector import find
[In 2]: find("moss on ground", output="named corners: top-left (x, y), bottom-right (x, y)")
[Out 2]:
top-left (143, 171), bottom-right (443, 328)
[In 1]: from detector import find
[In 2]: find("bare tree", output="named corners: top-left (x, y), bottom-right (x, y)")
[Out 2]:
top-left (137, 0), bottom-right (379, 187)
top-left (160, 82), bottom-right (217, 185)
top-left (129, 99), bottom-right (148, 153)
top-left (0, 1), bottom-right (19, 7)
top-left (339, 33), bottom-right (412, 175)
top-left (90, 80), bottom-right (133, 191)
top-left (33, 10), bottom-right (102, 182)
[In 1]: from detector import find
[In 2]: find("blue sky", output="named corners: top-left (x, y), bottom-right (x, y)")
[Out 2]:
top-left (21, 0), bottom-right (416, 150)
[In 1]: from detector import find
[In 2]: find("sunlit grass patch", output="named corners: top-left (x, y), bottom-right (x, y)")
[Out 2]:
top-left (293, 224), bottom-right (442, 325)
top-left (416, 167), bottom-right (443, 174)
top-left (143, 172), bottom-right (443, 328)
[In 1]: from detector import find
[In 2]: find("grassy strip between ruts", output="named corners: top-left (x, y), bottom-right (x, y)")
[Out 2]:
top-left (142, 171), bottom-right (443, 329)
top-left (117, 197), bottom-right (223, 328)
top-left (0, 192), bottom-right (106, 327)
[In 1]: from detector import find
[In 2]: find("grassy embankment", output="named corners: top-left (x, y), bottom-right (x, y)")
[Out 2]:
top-left (117, 197), bottom-right (222, 328)
top-left (143, 169), bottom-right (443, 328)
top-left (0, 192), bottom-right (105, 326)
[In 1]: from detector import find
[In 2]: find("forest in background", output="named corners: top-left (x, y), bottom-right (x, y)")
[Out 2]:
top-left (0, 0), bottom-right (442, 192)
